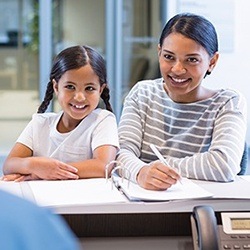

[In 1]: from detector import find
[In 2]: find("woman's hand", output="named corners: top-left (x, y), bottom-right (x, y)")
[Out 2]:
top-left (137, 160), bottom-right (180, 190)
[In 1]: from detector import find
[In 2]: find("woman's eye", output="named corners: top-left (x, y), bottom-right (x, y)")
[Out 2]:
top-left (164, 54), bottom-right (174, 60)
top-left (188, 57), bottom-right (199, 63)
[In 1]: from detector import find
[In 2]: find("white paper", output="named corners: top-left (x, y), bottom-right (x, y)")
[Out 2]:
top-left (0, 181), bottom-right (23, 197)
top-left (240, 175), bottom-right (250, 182)
top-left (28, 178), bottom-right (127, 207)
top-left (117, 177), bottom-right (213, 201)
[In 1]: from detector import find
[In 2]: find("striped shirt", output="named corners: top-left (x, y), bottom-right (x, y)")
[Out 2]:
top-left (117, 78), bottom-right (247, 183)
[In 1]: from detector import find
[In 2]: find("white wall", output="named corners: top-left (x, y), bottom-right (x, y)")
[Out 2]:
top-left (203, 0), bottom-right (250, 143)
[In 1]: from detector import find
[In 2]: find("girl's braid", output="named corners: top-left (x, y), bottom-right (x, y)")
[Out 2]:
top-left (37, 81), bottom-right (54, 113)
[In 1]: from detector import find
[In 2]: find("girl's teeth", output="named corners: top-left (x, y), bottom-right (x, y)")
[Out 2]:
top-left (74, 105), bottom-right (85, 109)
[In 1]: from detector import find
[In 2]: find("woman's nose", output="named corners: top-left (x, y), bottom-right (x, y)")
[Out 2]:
top-left (171, 61), bottom-right (186, 74)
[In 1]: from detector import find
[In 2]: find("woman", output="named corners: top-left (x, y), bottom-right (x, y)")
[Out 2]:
top-left (117, 13), bottom-right (247, 190)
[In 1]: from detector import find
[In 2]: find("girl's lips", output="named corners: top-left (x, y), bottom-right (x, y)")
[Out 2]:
top-left (70, 103), bottom-right (86, 109)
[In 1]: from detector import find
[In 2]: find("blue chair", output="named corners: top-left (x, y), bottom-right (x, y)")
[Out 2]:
top-left (238, 142), bottom-right (248, 175)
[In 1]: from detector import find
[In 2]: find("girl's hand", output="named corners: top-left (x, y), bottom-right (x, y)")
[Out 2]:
top-left (137, 160), bottom-right (180, 190)
top-left (2, 173), bottom-right (41, 182)
top-left (27, 157), bottom-right (79, 180)
top-left (1, 174), bottom-right (24, 181)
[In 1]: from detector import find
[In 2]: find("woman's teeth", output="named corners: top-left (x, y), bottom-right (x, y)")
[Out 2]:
top-left (172, 77), bottom-right (188, 83)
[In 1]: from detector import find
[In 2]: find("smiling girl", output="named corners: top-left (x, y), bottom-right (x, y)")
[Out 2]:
top-left (3, 45), bottom-right (119, 181)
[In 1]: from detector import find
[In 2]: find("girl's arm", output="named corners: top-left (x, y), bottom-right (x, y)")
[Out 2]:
top-left (69, 145), bottom-right (118, 178)
top-left (3, 142), bottom-right (79, 181)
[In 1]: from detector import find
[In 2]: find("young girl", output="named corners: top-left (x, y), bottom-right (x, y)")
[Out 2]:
top-left (3, 45), bottom-right (119, 181)
top-left (117, 13), bottom-right (247, 190)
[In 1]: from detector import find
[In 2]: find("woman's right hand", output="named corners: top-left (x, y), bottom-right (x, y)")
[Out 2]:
top-left (136, 160), bottom-right (180, 190)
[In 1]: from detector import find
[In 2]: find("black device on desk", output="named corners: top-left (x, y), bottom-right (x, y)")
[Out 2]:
top-left (191, 205), bottom-right (250, 250)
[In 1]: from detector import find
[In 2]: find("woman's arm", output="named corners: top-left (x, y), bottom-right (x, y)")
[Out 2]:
top-left (118, 85), bottom-right (247, 185)
top-left (166, 107), bottom-right (247, 182)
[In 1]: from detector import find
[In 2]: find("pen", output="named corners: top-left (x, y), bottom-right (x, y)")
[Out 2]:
top-left (149, 144), bottom-right (183, 184)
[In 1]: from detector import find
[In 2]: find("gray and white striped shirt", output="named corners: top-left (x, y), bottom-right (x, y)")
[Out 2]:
top-left (117, 78), bottom-right (247, 183)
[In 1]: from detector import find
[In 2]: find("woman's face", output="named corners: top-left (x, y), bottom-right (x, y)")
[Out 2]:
top-left (53, 65), bottom-right (105, 131)
top-left (158, 32), bottom-right (218, 103)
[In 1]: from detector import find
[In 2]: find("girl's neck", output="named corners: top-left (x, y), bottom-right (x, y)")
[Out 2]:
top-left (57, 114), bottom-right (82, 133)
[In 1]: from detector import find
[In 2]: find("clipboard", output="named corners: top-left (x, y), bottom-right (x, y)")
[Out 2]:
top-left (108, 162), bottom-right (213, 202)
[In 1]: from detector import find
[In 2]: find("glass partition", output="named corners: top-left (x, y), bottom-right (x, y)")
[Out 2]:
top-left (0, 0), bottom-right (39, 163)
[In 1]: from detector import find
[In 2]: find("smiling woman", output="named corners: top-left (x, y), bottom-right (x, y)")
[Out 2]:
top-left (2, 45), bottom-right (119, 181)
top-left (158, 32), bottom-right (219, 103)
top-left (117, 13), bottom-right (247, 190)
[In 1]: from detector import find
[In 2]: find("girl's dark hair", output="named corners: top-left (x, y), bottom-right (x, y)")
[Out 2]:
top-left (37, 45), bottom-right (113, 113)
top-left (159, 13), bottom-right (218, 73)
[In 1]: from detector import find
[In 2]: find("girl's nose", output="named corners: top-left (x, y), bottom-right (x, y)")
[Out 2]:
top-left (74, 92), bottom-right (86, 101)
top-left (171, 61), bottom-right (186, 74)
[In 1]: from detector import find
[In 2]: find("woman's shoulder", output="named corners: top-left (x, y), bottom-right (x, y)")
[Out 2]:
top-left (214, 88), bottom-right (246, 104)
top-left (133, 78), bottom-right (162, 90)
top-left (219, 88), bottom-right (243, 97)
top-left (128, 78), bottom-right (163, 98)
top-left (213, 89), bottom-right (247, 112)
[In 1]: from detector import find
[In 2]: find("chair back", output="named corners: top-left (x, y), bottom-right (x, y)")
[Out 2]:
top-left (238, 142), bottom-right (248, 175)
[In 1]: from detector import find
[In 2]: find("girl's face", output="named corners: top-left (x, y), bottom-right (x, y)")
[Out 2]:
top-left (53, 65), bottom-right (105, 131)
top-left (158, 32), bottom-right (219, 103)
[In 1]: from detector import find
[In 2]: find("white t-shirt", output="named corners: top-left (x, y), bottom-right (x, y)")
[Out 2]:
top-left (17, 108), bottom-right (119, 163)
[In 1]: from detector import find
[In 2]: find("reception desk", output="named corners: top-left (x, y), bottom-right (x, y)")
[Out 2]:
top-left (1, 176), bottom-right (248, 239)
top-left (64, 178), bottom-right (250, 238)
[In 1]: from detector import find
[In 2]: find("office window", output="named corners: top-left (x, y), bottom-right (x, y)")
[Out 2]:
top-left (0, 0), bottom-right (39, 161)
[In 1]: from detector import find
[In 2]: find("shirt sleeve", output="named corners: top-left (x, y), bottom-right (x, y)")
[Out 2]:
top-left (16, 115), bottom-right (35, 150)
top-left (166, 93), bottom-right (247, 182)
top-left (117, 85), bottom-right (150, 183)
top-left (91, 112), bottom-right (120, 151)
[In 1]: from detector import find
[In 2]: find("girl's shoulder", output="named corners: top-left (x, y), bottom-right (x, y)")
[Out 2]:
top-left (84, 108), bottom-right (117, 124)
top-left (30, 112), bottom-right (61, 125)
top-left (92, 108), bottom-right (116, 118)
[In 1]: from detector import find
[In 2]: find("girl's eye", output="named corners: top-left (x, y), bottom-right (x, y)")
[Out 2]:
top-left (65, 85), bottom-right (75, 90)
top-left (86, 86), bottom-right (95, 91)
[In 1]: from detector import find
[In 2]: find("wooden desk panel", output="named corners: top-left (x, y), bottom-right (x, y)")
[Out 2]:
top-left (62, 212), bottom-right (198, 238)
